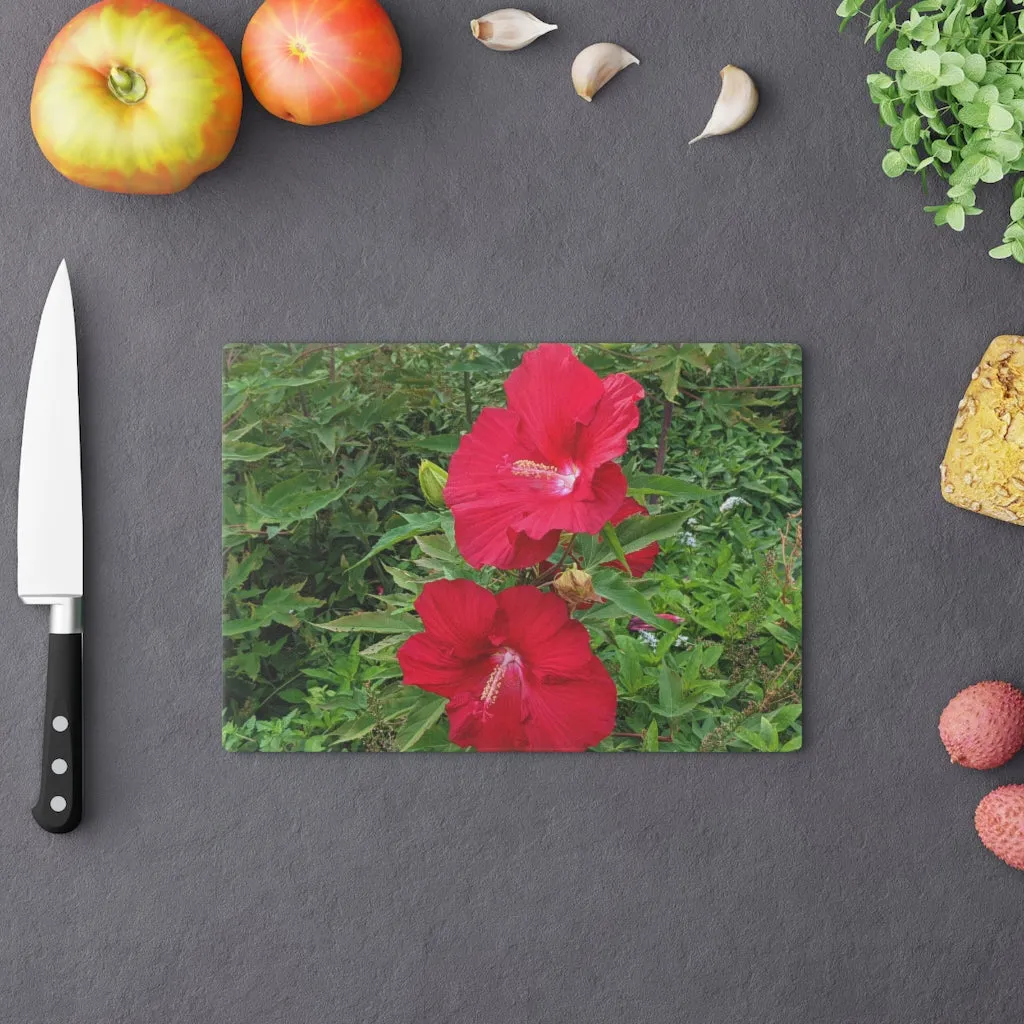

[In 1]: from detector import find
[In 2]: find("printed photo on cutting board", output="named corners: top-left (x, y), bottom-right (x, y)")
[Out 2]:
top-left (222, 343), bottom-right (803, 752)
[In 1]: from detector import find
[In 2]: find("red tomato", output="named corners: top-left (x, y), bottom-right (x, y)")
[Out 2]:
top-left (241, 0), bottom-right (401, 126)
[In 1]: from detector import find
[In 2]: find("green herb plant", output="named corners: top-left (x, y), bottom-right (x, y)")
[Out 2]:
top-left (838, 0), bottom-right (1024, 261)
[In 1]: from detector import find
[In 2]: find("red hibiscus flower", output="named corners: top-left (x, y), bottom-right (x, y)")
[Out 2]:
top-left (397, 578), bottom-right (617, 752)
top-left (444, 344), bottom-right (644, 569)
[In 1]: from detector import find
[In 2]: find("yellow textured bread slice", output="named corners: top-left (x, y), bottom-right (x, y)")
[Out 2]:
top-left (940, 335), bottom-right (1024, 524)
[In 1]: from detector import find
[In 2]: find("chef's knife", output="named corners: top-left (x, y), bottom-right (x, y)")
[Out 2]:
top-left (18, 261), bottom-right (83, 834)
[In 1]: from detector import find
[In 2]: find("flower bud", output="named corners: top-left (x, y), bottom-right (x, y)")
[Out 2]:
top-left (553, 567), bottom-right (598, 610)
top-left (628, 612), bottom-right (683, 633)
top-left (418, 460), bottom-right (449, 508)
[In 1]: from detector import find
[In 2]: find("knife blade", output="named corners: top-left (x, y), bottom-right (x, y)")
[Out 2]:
top-left (18, 260), bottom-right (83, 834)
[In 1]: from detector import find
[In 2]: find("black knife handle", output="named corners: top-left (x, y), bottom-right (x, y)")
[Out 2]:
top-left (31, 633), bottom-right (82, 834)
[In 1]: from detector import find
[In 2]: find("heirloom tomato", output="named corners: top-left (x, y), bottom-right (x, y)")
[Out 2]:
top-left (31, 1), bottom-right (243, 194)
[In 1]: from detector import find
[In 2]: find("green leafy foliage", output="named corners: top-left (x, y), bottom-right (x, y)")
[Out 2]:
top-left (223, 344), bottom-right (802, 753)
top-left (839, 0), bottom-right (1024, 261)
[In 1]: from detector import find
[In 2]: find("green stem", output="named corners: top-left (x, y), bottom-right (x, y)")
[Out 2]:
top-left (613, 731), bottom-right (672, 743)
top-left (550, 536), bottom-right (576, 574)
top-left (108, 66), bottom-right (147, 105)
top-left (650, 399), bottom-right (673, 506)
top-left (601, 523), bottom-right (629, 569)
top-left (654, 399), bottom-right (673, 474)
top-left (463, 371), bottom-right (473, 428)
top-left (534, 535), bottom-right (577, 585)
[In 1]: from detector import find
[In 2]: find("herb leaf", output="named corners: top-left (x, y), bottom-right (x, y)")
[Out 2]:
top-left (840, 0), bottom-right (1024, 262)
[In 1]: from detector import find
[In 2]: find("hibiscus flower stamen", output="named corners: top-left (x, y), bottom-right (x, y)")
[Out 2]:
top-left (508, 459), bottom-right (581, 495)
top-left (480, 647), bottom-right (523, 705)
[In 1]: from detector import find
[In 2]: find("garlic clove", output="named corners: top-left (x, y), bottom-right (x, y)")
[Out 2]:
top-left (471, 9), bottom-right (557, 51)
top-left (571, 42), bottom-right (639, 102)
top-left (689, 65), bottom-right (759, 144)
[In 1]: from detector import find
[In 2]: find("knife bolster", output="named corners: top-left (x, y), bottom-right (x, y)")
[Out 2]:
top-left (49, 597), bottom-right (82, 635)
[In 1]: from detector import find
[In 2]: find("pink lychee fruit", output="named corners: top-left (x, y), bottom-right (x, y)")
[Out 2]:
top-left (939, 680), bottom-right (1024, 770)
top-left (975, 785), bottom-right (1024, 871)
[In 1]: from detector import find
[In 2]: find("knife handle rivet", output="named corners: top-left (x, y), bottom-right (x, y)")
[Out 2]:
top-left (52, 716), bottom-right (69, 732)
top-left (49, 796), bottom-right (67, 813)
top-left (51, 758), bottom-right (68, 775)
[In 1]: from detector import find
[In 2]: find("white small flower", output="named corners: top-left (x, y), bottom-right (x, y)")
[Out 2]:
top-left (640, 632), bottom-right (659, 649)
top-left (673, 635), bottom-right (690, 648)
top-left (719, 495), bottom-right (749, 514)
top-left (679, 531), bottom-right (698, 548)
top-left (687, 517), bottom-right (699, 527)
